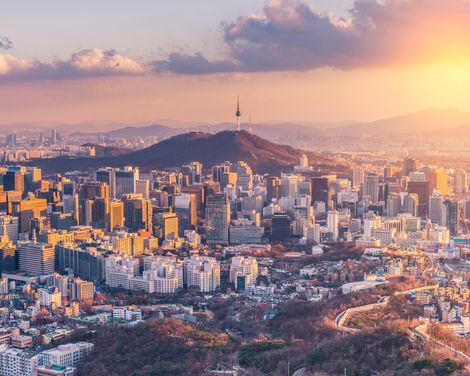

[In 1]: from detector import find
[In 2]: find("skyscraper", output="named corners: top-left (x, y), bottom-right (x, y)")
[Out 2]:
top-left (123, 194), bottom-right (153, 232)
top-left (266, 177), bottom-right (281, 204)
top-left (454, 168), bottom-right (468, 194)
top-left (327, 210), bottom-right (339, 240)
top-left (174, 193), bottom-right (197, 235)
top-left (363, 174), bottom-right (380, 202)
top-left (109, 200), bottom-right (124, 231)
top-left (205, 193), bottom-right (230, 245)
top-left (407, 181), bottom-right (430, 218)
top-left (403, 157), bottom-right (417, 177)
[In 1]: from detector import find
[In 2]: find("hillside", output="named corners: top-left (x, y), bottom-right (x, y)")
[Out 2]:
top-left (331, 108), bottom-right (470, 137)
top-left (30, 130), bottom-right (349, 175)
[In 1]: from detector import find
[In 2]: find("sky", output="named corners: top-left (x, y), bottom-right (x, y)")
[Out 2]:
top-left (2, 0), bottom-right (470, 126)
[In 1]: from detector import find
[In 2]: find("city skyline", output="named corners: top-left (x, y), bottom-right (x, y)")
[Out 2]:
top-left (3, 0), bottom-right (470, 125)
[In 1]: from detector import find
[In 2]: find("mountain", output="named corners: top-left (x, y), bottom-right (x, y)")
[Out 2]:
top-left (330, 108), bottom-right (470, 137)
top-left (30, 130), bottom-right (349, 175)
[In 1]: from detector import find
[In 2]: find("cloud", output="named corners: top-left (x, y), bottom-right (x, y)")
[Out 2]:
top-left (155, 0), bottom-right (470, 74)
top-left (0, 48), bottom-right (144, 81)
top-left (0, 37), bottom-right (12, 50)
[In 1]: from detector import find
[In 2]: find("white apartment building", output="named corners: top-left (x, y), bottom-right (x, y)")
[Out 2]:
top-left (40, 342), bottom-right (94, 368)
top-left (0, 348), bottom-right (39, 376)
top-left (230, 256), bottom-right (258, 290)
top-left (184, 256), bottom-right (220, 292)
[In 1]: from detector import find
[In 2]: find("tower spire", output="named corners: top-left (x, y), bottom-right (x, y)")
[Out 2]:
top-left (235, 95), bottom-right (241, 131)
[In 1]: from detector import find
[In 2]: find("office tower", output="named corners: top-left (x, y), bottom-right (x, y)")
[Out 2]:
top-left (352, 170), bottom-right (365, 189)
top-left (271, 213), bottom-right (291, 242)
top-left (230, 256), bottom-right (258, 291)
top-left (135, 179), bottom-right (150, 199)
top-left (266, 176), bottom-right (281, 204)
top-left (63, 194), bottom-right (79, 224)
top-left (17, 240), bottom-right (55, 275)
top-left (0, 241), bottom-right (16, 273)
top-left (429, 194), bottom-right (444, 224)
top-left (280, 175), bottom-right (299, 197)
top-left (181, 185), bottom-right (205, 214)
top-left (123, 194), bottom-right (152, 232)
top-left (403, 193), bottom-right (418, 216)
top-left (109, 200), bottom-right (124, 231)
top-left (212, 163), bottom-right (231, 183)
top-left (232, 161), bottom-right (253, 191)
top-left (205, 193), bottom-right (230, 245)
top-left (96, 167), bottom-right (116, 197)
top-left (155, 212), bottom-right (179, 240)
top-left (50, 212), bottom-right (76, 231)
top-left (386, 193), bottom-right (401, 217)
top-left (429, 168), bottom-right (449, 196)
top-left (3, 170), bottom-right (24, 193)
top-left (84, 197), bottom-right (109, 229)
top-left (363, 174), bottom-right (380, 202)
top-left (454, 168), bottom-right (468, 194)
top-left (24, 167), bottom-right (42, 193)
top-left (184, 256), bottom-right (220, 292)
top-left (11, 197), bottom-right (47, 234)
top-left (0, 215), bottom-right (19, 243)
top-left (114, 166), bottom-right (139, 198)
top-left (80, 181), bottom-right (109, 201)
top-left (407, 181), bottom-right (430, 217)
top-left (174, 193), bottom-right (197, 235)
top-left (327, 210), bottom-right (339, 240)
top-left (50, 128), bottom-right (58, 144)
top-left (445, 200), bottom-right (459, 236)
top-left (111, 232), bottom-right (145, 257)
top-left (182, 162), bottom-right (202, 185)
top-left (311, 176), bottom-right (332, 207)
top-left (384, 166), bottom-right (400, 179)
top-left (5, 133), bottom-right (16, 147)
top-left (403, 157), bottom-right (417, 177)
top-left (220, 172), bottom-right (237, 191)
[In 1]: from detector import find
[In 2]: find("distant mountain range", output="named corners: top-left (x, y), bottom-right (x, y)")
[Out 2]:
top-left (30, 130), bottom-right (350, 175)
top-left (5, 108), bottom-right (470, 141)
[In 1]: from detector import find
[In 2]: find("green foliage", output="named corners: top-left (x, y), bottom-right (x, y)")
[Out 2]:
top-left (412, 358), bottom-right (433, 370)
top-left (308, 349), bottom-right (326, 365)
top-left (238, 340), bottom-right (286, 370)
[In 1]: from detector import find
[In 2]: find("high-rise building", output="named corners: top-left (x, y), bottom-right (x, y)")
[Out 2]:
top-left (386, 193), bottom-right (401, 217)
top-left (403, 157), bottom-right (417, 177)
top-left (17, 240), bottom-right (55, 275)
top-left (115, 166), bottom-right (139, 198)
top-left (181, 162), bottom-right (203, 185)
top-left (205, 193), bottom-right (230, 245)
top-left (407, 181), bottom-right (430, 218)
top-left (211, 163), bottom-right (231, 183)
top-left (352, 170), bottom-right (365, 189)
top-left (454, 168), bottom-right (468, 194)
top-left (271, 213), bottom-right (291, 242)
top-left (3, 170), bottom-right (25, 193)
top-left (311, 177), bottom-right (330, 206)
top-left (174, 194), bottom-right (197, 235)
top-left (429, 193), bottom-right (444, 224)
top-left (327, 210), bottom-right (339, 240)
top-left (232, 161), bottom-right (253, 191)
top-left (155, 212), bottom-right (179, 240)
top-left (109, 200), bottom-right (124, 231)
top-left (266, 177), bottom-right (281, 204)
top-left (11, 198), bottom-right (47, 234)
top-left (135, 179), bottom-right (150, 199)
top-left (0, 215), bottom-right (19, 243)
top-left (445, 199), bottom-right (459, 236)
top-left (363, 174), bottom-right (380, 202)
top-left (429, 168), bottom-right (449, 196)
top-left (403, 193), bottom-right (418, 216)
top-left (122, 194), bottom-right (152, 232)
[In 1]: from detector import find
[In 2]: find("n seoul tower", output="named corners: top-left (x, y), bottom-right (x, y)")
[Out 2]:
top-left (235, 95), bottom-right (241, 131)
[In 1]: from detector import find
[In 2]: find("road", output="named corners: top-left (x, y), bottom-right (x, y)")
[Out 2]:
top-left (333, 284), bottom-right (470, 367)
